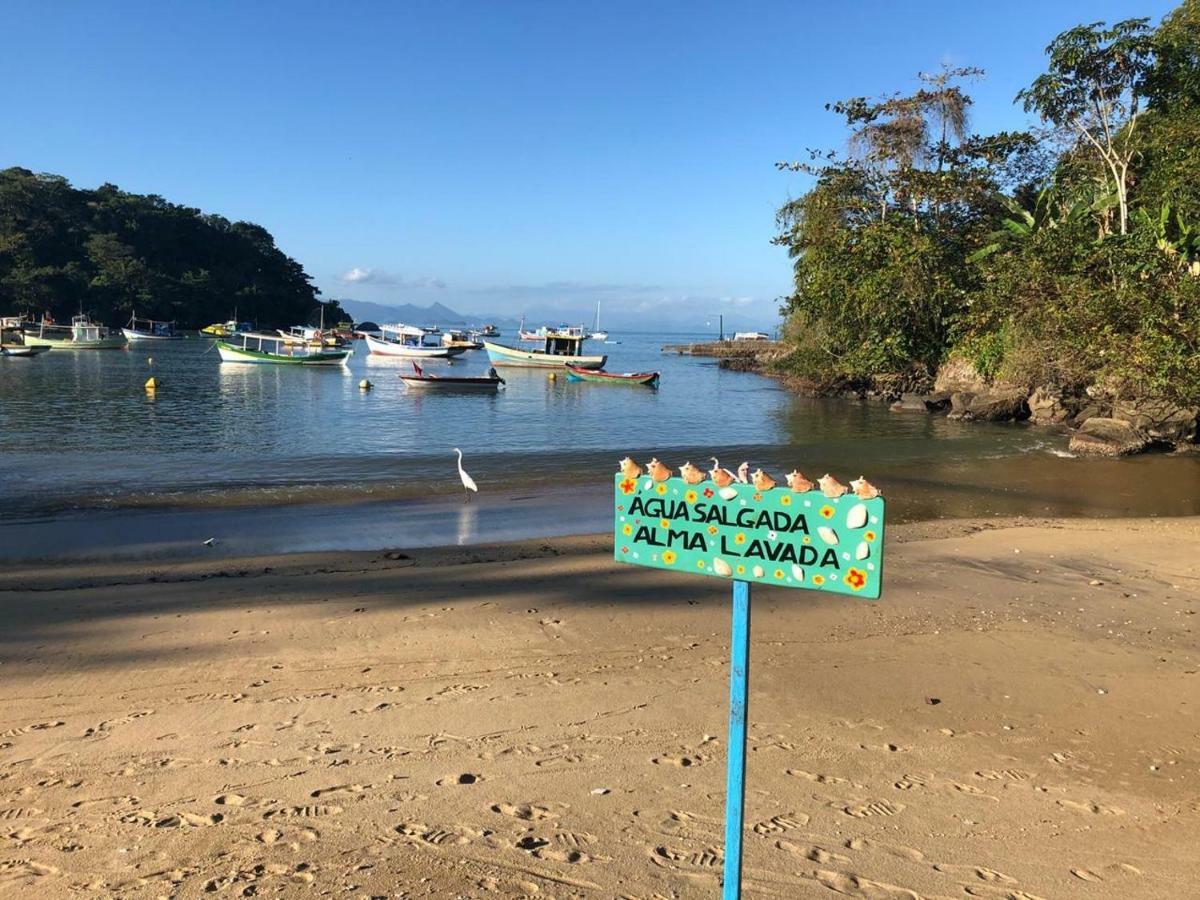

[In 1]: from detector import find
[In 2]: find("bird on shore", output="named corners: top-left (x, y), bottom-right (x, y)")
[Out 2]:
top-left (751, 469), bottom-right (777, 491)
top-left (647, 458), bottom-right (672, 482)
top-left (709, 458), bottom-right (737, 487)
top-left (453, 447), bottom-right (478, 500)
top-left (679, 461), bottom-right (705, 484)
top-left (851, 476), bottom-right (881, 499)
top-left (786, 470), bottom-right (814, 493)
top-left (619, 456), bottom-right (643, 478)
top-left (819, 474), bottom-right (849, 498)
top-left (736, 462), bottom-right (750, 484)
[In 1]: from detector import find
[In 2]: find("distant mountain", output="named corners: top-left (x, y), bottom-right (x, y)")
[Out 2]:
top-left (335, 298), bottom-right (512, 328)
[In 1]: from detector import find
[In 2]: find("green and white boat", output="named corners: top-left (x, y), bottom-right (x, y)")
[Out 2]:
top-left (484, 327), bottom-right (606, 369)
top-left (22, 314), bottom-right (127, 350)
top-left (216, 331), bottom-right (351, 366)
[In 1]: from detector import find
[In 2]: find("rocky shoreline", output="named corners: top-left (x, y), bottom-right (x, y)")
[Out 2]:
top-left (668, 342), bottom-right (1198, 458)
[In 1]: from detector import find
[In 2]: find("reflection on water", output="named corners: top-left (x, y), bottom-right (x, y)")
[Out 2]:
top-left (2, 333), bottom-right (1198, 535)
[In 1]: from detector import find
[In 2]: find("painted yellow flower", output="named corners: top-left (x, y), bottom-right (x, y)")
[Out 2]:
top-left (684, 489), bottom-right (698, 504)
top-left (654, 483), bottom-right (668, 496)
top-left (802, 535), bottom-right (810, 544)
top-left (780, 495), bottom-right (792, 506)
top-left (864, 530), bottom-right (877, 542)
top-left (622, 523), bottom-right (633, 536)
top-left (734, 532), bottom-right (746, 545)
top-left (736, 565), bottom-right (745, 574)
top-left (845, 568), bottom-right (867, 591)
top-left (774, 569), bottom-right (784, 579)
top-left (707, 525), bottom-right (718, 535)
top-left (662, 550), bottom-right (677, 565)
top-left (696, 560), bottom-right (706, 569)
top-left (812, 574), bottom-right (826, 586)
top-left (659, 518), bottom-right (670, 529)
top-left (752, 492), bottom-right (762, 501)
top-left (820, 505), bottom-right (835, 519)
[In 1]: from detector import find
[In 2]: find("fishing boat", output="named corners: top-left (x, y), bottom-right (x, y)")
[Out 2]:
top-left (216, 331), bottom-right (351, 366)
top-left (123, 311), bottom-right (182, 342)
top-left (201, 318), bottom-right (253, 337)
top-left (399, 362), bottom-right (504, 391)
top-left (479, 324), bottom-right (500, 337)
top-left (364, 324), bottom-right (467, 359)
top-left (0, 317), bottom-right (51, 358)
top-left (484, 328), bottom-right (606, 369)
top-left (565, 364), bottom-right (659, 387)
top-left (441, 329), bottom-right (483, 350)
top-left (22, 314), bottom-right (127, 349)
top-left (588, 302), bottom-right (608, 342)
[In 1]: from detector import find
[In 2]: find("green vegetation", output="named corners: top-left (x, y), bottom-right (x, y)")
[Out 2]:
top-left (0, 167), bottom-right (345, 329)
top-left (775, 1), bottom-right (1200, 407)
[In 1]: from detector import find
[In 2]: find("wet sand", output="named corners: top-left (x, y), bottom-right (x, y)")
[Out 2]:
top-left (0, 518), bottom-right (1197, 898)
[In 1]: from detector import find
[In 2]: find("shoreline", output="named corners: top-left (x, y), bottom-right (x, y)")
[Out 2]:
top-left (1, 515), bottom-right (1197, 897)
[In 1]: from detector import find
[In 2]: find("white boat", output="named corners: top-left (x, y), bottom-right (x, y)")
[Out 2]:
top-left (441, 329), bottom-right (483, 349)
top-left (733, 331), bottom-right (770, 341)
top-left (216, 332), bottom-right (351, 366)
top-left (22, 314), bottom-right (127, 350)
top-left (1, 317), bottom-right (51, 357)
top-left (484, 329), bottom-right (606, 369)
top-left (588, 302), bottom-right (608, 341)
top-left (123, 311), bottom-right (182, 341)
top-left (364, 324), bottom-right (467, 359)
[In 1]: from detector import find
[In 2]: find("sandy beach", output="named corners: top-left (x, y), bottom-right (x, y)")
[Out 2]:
top-left (1, 517), bottom-right (1197, 899)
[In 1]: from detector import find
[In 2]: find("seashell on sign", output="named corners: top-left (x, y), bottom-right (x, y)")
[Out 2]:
top-left (845, 503), bottom-right (868, 530)
top-left (817, 526), bottom-right (839, 545)
top-left (712, 558), bottom-right (733, 577)
top-left (791, 564), bottom-right (804, 582)
top-left (718, 486), bottom-right (739, 501)
top-left (855, 542), bottom-right (870, 560)
top-left (752, 565), bottom-right (765, 579)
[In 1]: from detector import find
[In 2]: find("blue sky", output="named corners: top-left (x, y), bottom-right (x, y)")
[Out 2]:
top-left (1, 0), bottom-right (1177, 330)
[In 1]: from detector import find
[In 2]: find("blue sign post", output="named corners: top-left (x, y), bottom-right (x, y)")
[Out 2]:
top-left (614, 460), bottom-right (886, 898)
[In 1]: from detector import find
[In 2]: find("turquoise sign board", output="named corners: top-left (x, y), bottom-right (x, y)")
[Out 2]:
top-left (613, 470), bottom-right (885, 599)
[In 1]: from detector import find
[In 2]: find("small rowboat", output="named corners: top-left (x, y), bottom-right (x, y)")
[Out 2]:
top-left (399, 363), bottom-right (505, 392)
top-left (565, 365), bottom-right (659, 387)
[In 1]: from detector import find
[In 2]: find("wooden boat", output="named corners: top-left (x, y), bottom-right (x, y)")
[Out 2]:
top-left (123, 311), bottom-right (182, 341)
top-left (479, 324), bottom-right (500, 337)
top-left (0, 317), bottom-right (50, 357)
top-left (216, 332), bottom-right (351, 366)
top-left (399, 363), bottom-right (504, 391)
top-left (201, 318), bottom-right (253, 337)
top-left (22, 314), bottom-right (126, 349)
top-left (441, 329), bottom-right (483, 350)
top-left (565, 364), bottom-right (659, 386)
top-left (484, 329), bottom-right (605, 369)
top-left (364, 324), bottom-right (466, 359)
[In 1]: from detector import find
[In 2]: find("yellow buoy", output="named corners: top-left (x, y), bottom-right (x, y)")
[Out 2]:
top-left (144, 377), bottom-right (159, 390)
top-left (359, 379), bottom-right (372, 390)
top-left (548, 372), bottom-right (557, 381)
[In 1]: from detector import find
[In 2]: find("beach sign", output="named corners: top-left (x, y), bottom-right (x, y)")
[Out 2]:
top-left (613, 457), bottom-right (886, 899)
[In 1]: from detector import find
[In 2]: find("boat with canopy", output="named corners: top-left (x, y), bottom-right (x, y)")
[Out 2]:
top-left (123, 311), bottom-right (182, 342)
top-left (364, 324), bottom-right (467, 359)
top-left (216, 331), bottom-right (351, 366)
top-left (484, 327), bottom-right (606, 369)
top-left (22, 314), bottom-right (127, 350)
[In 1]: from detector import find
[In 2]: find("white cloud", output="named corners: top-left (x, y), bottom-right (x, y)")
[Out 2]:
top-left (336, 268), bottom-right (446, 289)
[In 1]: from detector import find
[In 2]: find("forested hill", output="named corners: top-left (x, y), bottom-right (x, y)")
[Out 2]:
top-left (0, 167), bottom-right (333, 329)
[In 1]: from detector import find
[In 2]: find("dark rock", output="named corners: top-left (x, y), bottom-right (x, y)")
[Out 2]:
top-left (923, 391), bottom-right (952, 412)
top-left (965, 388), bottom-right (1029, 422)
top-left (1071, 402), bottom-right (1104, 427)
top-left (1069, 417), bottom-right (1150, 457)
top-left (1028, 386), bottom-right (1073, 425)
top-left (1112, 398), bottom-right (1198, 445)
top-left (890, 393), bottom-right (932, 413)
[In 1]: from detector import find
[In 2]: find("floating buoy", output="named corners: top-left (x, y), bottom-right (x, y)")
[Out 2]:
top-left (144, 377), bottom-right (159, 390)
top-left (359, 379), bottom-right (372, 390)
top-left (147, 357), bottom-right (154, 365)
top-left (548, 372), bottom-right (557, 381)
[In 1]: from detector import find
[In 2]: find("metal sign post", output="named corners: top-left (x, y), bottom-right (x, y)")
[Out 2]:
top-left (613, 462), bottom-right (885, 898)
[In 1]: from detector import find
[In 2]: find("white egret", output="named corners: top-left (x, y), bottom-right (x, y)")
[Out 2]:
top-left (453, 447), bottom-right (478, 499)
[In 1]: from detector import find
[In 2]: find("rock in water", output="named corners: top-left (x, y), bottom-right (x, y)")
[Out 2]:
top-left (1068, 418), bottom-right (1151, 457)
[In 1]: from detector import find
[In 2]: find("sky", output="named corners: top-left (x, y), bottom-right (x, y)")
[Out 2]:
top-left (0, 0), bottom-right (1178, 331)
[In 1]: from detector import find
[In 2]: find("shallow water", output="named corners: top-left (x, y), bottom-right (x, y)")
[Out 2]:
top-left (2, 331), bottom-right (1198, 561)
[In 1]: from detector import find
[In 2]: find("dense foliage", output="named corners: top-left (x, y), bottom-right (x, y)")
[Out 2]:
top-left (775, 1), bottom-right (1200, 407)
top-left (0, 167), bottom-right (343, 329)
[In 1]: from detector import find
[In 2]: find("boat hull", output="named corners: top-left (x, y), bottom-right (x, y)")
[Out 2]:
top-left (565, 365), bottom-right (659, 386)
top-left (364, 335), bottom-right (466, 358)
top-left (122, 329), bottom-right (183, 342)
top-left (18, 334), bottom-right (126, 349)
top-left (1, 344), bottom-right (51, 358)
top-left (216, 342), bottom-right (350, 366)
top-left (399, 376), bottom-right (502, 392)
top-left (483, 341), bottom-right (606, 369)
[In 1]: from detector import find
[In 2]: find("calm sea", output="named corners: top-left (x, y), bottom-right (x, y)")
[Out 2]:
top-left (2, 331), bottom-right (1198, 561)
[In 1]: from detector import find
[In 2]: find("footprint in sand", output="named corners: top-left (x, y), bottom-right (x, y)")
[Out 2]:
top-left (651, 754), bottom-right (705, 768)
top-left (652, 844), bottom-right (723, 869)
top-left (1056, 798), bottom-right (1125, 816)
top-left (436, 773), bottom-right (482, 786)
top-left (643, 809), bottom-right (721, 838)
top-left (841, 800), bottom-right (905, 819)
top-left (811, 869), bottom-right (921, 899)
top-left (0, 809), bottom-right (43, 822)
top-left (309, 784), bottom-right (369, 798)
top-left (934, 863), bottom-right (1017, 884)
top-left (1070, 863), bottom-right (1141, 882)
top-left (0, 859), bottom-right (61, 887)
top-left (264, 805), bottom-right (343, 819)
top-left (154, 812), bottom-right (224, 828)
top-left (83, 710), bottom-right (153, 737)
top-left (974, 768), bottom-right (1032, 783)
top-left (490, 803), bottom-right (561, 821)
top-left (751, 813), bottom-right (809, 836)
top-left (776, 840), bottom-right (850, 865)
top-left (395, 822), bottom-right (482, 847)
top-left (214, 794), bottom-right (248, 807)
top-left (845, 838), bottom-right (926, 863)
top-left (786, 769), bottom-right (861, 788)
top-left (0, 722), bottom-right (64, 739)
top-left (533, 846), bottom-right (591, 864)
